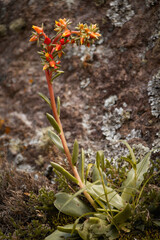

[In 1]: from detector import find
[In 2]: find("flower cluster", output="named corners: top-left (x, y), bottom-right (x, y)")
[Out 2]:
top-left (29, 18), bottom-right (101, 81)
top-left (74, 23), bottom-right (101, 47)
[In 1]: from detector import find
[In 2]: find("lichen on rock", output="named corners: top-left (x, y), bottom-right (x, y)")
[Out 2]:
top-left (145, 0), bottom-right (159, 8)
top-left (106, 0), bottom-right (135, 27)
top-left (147, 70), bottom-right (160, 118)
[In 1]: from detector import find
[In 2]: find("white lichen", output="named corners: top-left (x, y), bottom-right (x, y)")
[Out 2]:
top-left (106, 0), bottom-right (135, 27)
top-left (145, 0), bottom-right (158, 7)
top-left (147, 70), bottom-right (160, 118)
top-left (102, 107), bottom-right (123, 141)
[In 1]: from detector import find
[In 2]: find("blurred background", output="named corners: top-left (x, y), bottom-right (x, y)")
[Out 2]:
top-left (0, 0), bottom-right (159, 173)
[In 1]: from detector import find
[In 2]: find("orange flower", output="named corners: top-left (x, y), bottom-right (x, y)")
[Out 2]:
top-left (80, 37), bottom-right (84, 45)
top-left (58, 52), bottom-right (62, 58)
top-left (32, 25), bottom-right (43, 34)
top-left (44, 37), bottom-right (51, 45)
top-left (62, 29), bottom-right (71, 38)
top-left (59, 18), bottom-right (67, 27)
top-left (84, 28), bottom-right (90, 33)
top-left (70, 39), bottom-right (75, 44)
top-left (29, 35), bottom-right (38, 42)
top-left (55, 18), bottom-right (67, 27)
top-left (60, 38), bottom-right (66, 45)
top-left (50, 60), bottom-right (56, 68)
top-left (79, 23), bottom-right (84, 30)
top-left (90, 32), bottom-right (101, 39)
top-left (55, 44), bottom-right (62, 51)
top-left (43, 64), bottom-right (49, 70)
top-left (45, 52), bottom-right (53, 61)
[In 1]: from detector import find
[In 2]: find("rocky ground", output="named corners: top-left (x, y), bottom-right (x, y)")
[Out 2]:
top-left (0, 0), bottom-right (160, 173)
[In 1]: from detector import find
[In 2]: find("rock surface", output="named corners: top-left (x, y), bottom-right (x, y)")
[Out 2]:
top-left (0, 0), bottom-right (159, 171)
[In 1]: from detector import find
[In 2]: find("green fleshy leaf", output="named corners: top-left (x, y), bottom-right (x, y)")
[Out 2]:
top-left (78, 218), bottom-right (118, 240)
top-left (38, 92), bottom-right (51, 108)
top-left (121, 151), bottom-right (151, 203)
top-left (87, 184), bottom-right (125, 210)
top-left (96, 151), bottom-right (105, 171)
top-left (121, 141), bottom-right (137, 165)
top-left (57, 223), bottom-right (81, 233)
top-left (92, 165), bottom-right (101, 183)
top-left (54, 192), bottom-right (92, 217)
top-left (50, 162), bottom-right (78, 185)
top-left (112, 204), bottom-right (132, 226)
top-left (85, 163), bottom-right (93, 184)
top-left (72, 139), bottom-right (79, 166)
top-left (45, 229), bottom-right (80, 240)
top-left (46, 113), bottom-right (61, 134)
top-left (48, 130), bottom-right (64, 153)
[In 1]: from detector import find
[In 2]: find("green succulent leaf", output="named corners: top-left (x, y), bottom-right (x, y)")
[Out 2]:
top-left (78, 218), bottom-right (118, 240)
top-left (96, 151), bottom-right (105, 170)
top-left (121, 141), bottom-right (136, 165)
top-left (112, 204), bottom-right (132, 226)
top-left (78, 148), bottom-right (85, 183)
top-left (121, 151), bottom-right (151, 203)
top-left (72, 139), bottom-right (79, 166)
top-left (87, 184), bottom-right (125, 210)
top-left (38, 92), bottom-right (51, 108)
top-left (54, 192), bottom-right (92, 217)
top-left (48, 130), bottom-right (64, 153)
top-left (57, 223), bottom-right (81, 233)
top-left (45, 229), bottom-right (80, 240)
top-left (85, 163), bottom-right (93, 184)
top-left (46, 113), bottom-right (61, 134)
top-left (50, 162), bottom-right (78, 185)
top-left (92, 165), bottom-right (101, 183)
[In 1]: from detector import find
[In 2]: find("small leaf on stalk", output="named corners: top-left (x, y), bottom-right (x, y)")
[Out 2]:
top-left (46, 113), bottom-right (61, 134)
top-left (38, 92), bottom-right (51, 108)
top-left (78, 148), bottom-right (85, 183)
top-left (51, 71), bottom-right (64, 83)
top-left (85, 163), bottom-right (93, 184)
top-left (72, 139), bottom-right (79, 166)
top-left (92, 165), bottom-right (101, 183)
top-left (48, 130), bottom-right (64, 153)
top-left (57, 224), bottom-right (81, 233)
top-left (121, 140), bottom-right (137, 165)
top-left (57, 96), bottom-right (60, 116)
top-left (96, 151), bottom-right (104, 169)
top-left (51, 162), bottom-right (78, 184)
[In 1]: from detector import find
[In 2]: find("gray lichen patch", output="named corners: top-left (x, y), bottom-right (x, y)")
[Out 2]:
top-left (106, 0), bottom-right (135, 27)
top-left (102, 107), bottom-right (123, 141)
top-left (9, 18), bottom-right (26, 32)
top-left (147, 70), bottom-right (160, 118)
top-left (0, 24), bottom-right (7, 37)
top-left (145, 0), bottom-right (159, 8)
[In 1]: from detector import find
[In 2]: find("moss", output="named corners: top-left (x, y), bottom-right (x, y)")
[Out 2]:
top-left (119, 228), bottom-right (160, 239)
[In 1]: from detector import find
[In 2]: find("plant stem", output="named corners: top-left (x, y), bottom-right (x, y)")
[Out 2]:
top-left (45, 70), bottom-right (97, 210)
